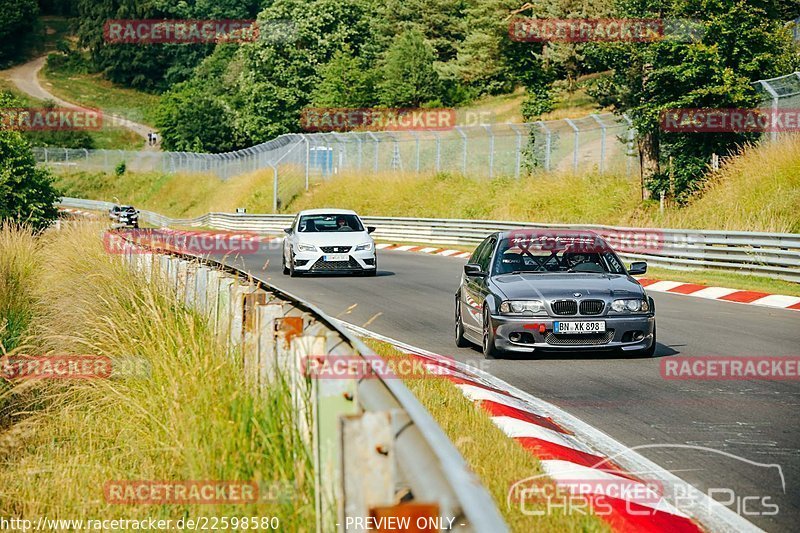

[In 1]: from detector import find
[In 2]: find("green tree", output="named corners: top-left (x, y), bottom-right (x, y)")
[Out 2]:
top-left (378, 30), bottom-right (441, 107)
top-left (595, 0), bottom-right (798, 200)
top-left (156, 83), bottom-right (240, 153)
top-left (0, 0), bottom-right (38, 67)
top-left (0, 130), bottom-right (60, 231)
top-left (311, 47), bottom-right (377, 108)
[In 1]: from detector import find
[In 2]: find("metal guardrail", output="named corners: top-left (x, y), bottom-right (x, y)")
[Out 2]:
top-left (115, 226), bottom-right (507, 532)
top-left (63, 198), bottom-right (800, 283)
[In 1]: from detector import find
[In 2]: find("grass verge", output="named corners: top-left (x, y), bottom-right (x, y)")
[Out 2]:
top-left (365, 339), bottom-right (610, 532)
top-left (0, 223), bottom-right (314, 527)
top-left (40, 64), bottom-right (160, 128)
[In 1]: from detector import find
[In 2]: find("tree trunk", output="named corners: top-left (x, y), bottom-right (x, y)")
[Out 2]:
top-left (638, 131), bottom-right (659, 201)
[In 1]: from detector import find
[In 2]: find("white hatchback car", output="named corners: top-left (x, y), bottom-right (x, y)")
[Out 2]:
top-left (282, 209), bottom-right (377, 276)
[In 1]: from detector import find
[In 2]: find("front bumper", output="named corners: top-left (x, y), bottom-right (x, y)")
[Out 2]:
top-left (292, 249), bottom-right (376, 272)
top-left (490, 314), bottom-right (655, 353)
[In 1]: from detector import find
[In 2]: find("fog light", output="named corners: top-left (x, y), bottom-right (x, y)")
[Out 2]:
top-left (509, 332), bottom-right (521, 342)
top-left (633, 331), bottom-right (644, 341)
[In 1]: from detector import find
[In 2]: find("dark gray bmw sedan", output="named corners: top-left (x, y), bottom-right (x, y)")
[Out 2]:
top-left (455, 229), bottom-right (656, 358)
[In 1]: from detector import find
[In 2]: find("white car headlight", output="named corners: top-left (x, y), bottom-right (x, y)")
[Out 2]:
top-left (354, 242), bottom-right (373, 251)
top-left (610, 299), bottom-right (650, 313)
top-left (297, 243), bottom-right (317, 252)
top-left (499, 300), bottom-right (546, 316)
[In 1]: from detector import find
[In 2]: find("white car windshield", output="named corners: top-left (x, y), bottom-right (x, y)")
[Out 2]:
top-left (299, 214), bottom-right (364, 232)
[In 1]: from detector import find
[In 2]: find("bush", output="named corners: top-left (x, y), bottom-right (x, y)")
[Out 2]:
top-left (114, 161), bottom-right (126, 176)
top-left (0, 129), bottom-right (60, 231)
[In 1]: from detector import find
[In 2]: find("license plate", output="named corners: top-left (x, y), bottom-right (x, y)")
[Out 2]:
top-left (554, 321), bottom-right (605, 334)
top-left (324, 254), bottom-right (349, 262)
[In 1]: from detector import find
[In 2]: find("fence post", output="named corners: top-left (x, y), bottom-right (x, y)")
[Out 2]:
top-left (565, 118), bottom-right (579, 173)
top-left (509, 124), bottom-right (522, 178)
top-left (537, 121), bottom-right (552, 172)
top-left (270, 163), bottom-right (278, 213)
top-left (455, 126), bottom-right (467, 175)
top-left (759, 80), bottom-right (779, 143)
top-left (590, 114), bottom-right (607, 173)
top-left (412, 131), bottom-right (421, 173)
top-left (483, 125), bottom-right (495, 178)
top-left (434, 131), bottom-right (441, 172)
top-left (364, 132), bottom-right (378, 173)
top-left (304, 135), bottom-right (310, 190)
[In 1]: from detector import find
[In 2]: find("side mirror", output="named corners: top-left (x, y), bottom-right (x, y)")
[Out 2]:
top-left (283, 228), bottom-right (292, 234)
top-left (464, 264), bottom-right (487, 277)
top-left (367, 226), bottom-right (376, 234)
top-left (628, 261), bottom-right (647, 276)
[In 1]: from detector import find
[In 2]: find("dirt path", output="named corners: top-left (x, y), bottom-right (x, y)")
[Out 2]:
top-left (1, 56), bottom-right (158, 150)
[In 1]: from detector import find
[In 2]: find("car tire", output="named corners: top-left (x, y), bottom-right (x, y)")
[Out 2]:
top-left (482, 307), bottom-right (502, 359)
top-left (289, 252), bottom-right (299, 277)
top-left (282, 252), bottom-right (290, 275)
top-left (454, 294), bottom-right (470, 348)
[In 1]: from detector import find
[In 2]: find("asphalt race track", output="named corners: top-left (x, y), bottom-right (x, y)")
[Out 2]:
top-left (212, 244), bottom-right (800, 531)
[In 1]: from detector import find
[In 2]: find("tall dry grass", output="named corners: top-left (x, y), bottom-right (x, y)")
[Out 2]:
top-left (0, 223), bottom-right (314, 527)
top-left (0, 224), bottom-right (40, 352)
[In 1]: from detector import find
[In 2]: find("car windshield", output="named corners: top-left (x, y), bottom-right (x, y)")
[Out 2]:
top-left (493, 236), bottom-right (626, 275)
top-left (299, 214), bottom-right (363, 232)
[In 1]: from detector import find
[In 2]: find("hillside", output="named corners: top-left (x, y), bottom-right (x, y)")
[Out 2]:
top-left (55, 135), bottom-right (800, 233)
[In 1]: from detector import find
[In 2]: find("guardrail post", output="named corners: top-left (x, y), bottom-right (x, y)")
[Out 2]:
top-left (215, 276), bottom-right (235, 342)
top-left (288, 332), bottom-right (324, 445)
top-left (193, 265), bottom-right (208, 313)
top-left (229, 278), bottom-right (257, 350)
top-left (184, 264), bottom-right (198, 308)
top-left (255, 303), bottom-right (286, 388)
top-left (341, 411), bottom-right (398, 530)
top-left (243, 289), bottom-right (269, 387)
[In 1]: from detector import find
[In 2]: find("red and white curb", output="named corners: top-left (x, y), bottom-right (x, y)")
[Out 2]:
top-left (375, 242), bottom-right (472, 259)
top-left (59, 207), bottom-right (97, 218)
top-left (637, 279), bottom-right (800, 311)
top-left (376, 242), bottom-right (800, 313)
top-left (340, 322), bottom-right (761, 533)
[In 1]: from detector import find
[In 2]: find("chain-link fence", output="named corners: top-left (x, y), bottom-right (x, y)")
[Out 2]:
top-left (34, 71), bottom-right (800, 211)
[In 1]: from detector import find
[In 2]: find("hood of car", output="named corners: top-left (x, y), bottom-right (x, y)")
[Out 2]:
top-left (294, 231), bottom-right (372, 247)
top-left (491, 272), bottom-right (644, 300)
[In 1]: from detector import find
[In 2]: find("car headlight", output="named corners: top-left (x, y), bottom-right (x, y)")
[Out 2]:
top-left (297, 243), bottom-right (317, 252)
top-left (354, 242), bottom-right (373, 251)
top-left (610, 299), bottom-right (650, 313)
top-left (499, 300), bottom-right (546, 316)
